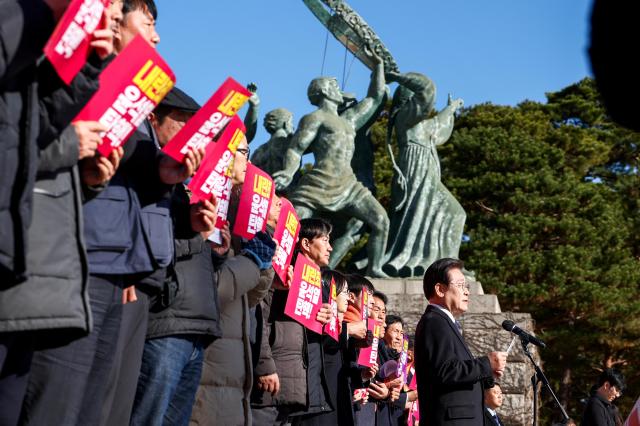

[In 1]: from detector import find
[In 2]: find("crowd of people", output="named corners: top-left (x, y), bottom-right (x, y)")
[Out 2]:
top-left (0, 1), bottom-right (632, 426)
top-left (0, 1), bottom-right (421, 424)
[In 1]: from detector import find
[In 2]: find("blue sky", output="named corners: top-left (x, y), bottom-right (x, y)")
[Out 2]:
top-left (155, 0), bottom-right (593, 146)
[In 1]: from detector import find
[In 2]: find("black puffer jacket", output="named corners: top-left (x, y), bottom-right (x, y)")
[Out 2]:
top-left (0, 0), bottom-right (55, 285)
top-left (146, 184), bottom-right (221, 341)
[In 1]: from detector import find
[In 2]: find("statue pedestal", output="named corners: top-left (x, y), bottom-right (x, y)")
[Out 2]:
top-left (369, 277), bottom-right (539, 426)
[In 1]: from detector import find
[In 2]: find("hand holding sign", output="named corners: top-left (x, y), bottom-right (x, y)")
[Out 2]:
top-left (190, 197), bottom-right (219, 238)
top-left (80, 146), bottom-right (123, 186)
top-left (159, 145), bottom-right (205, 185)
top-left (73, 120), bottom-right (107, 160)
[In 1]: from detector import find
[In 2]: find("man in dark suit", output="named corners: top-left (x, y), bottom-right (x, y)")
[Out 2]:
top-left (415, 258), bottom-right (507, 425)
top-left (483, 381), bottom-right (505, 426)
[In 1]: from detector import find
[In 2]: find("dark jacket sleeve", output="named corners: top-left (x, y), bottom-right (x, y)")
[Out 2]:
top-left (581, 397), bottom-right (609, 426)
top-left (216, 254), bottom-right (261, 307)
top-left (0, 0), bottom-right (55, 82)
top-left (254, 287), bottom-right (277, 377)
top-left (428, 315), bottom-right (493, 386)
top-left (37, 125), bottom-right (78, 174)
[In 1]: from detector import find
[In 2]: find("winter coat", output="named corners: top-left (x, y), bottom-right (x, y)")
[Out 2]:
top-left (581, 393), bottom-right (619, 426)
top-left (190, 252), bottom-right (272, 426)
top-left (251, 286), bottom-right (332, 417)
top-left (0, 0), bottom-right (55, 284)
top-left (0, 43), bottom-right (104, 341)
top-left (146, 184), bottom-right (221, 341)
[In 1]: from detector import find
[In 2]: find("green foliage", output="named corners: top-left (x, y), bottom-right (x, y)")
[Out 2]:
top-left (437, 78), bottom-right (640, 421)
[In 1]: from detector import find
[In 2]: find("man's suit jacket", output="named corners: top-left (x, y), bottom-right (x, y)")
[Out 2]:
top-left (415, 305), bottom-right (493, 425)
top-left (484, 408), bottom-right (504, 426)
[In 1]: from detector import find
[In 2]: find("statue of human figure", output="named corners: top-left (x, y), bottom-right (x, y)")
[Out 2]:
top-left (273, 53), bottom-right (390, 277)
top-left (382, 71), bottom-right (465, 277)
top-left (250, 108), bottom-right (295, 176)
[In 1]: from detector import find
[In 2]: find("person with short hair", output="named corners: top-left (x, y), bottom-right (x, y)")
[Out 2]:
top-left (581, 369), bottom-right (626, 426)
top-left (483, 381), bottom-right (505, 426)
top-left (415, 258), bottom-right (507, 426)
top-left (249, 218), bottom-right (332, 425)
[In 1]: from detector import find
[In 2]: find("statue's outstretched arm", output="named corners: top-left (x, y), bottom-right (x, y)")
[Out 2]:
top-left (243, 83), bottom-right (259, 144)
top-left (346, 51), bottom-right (386, 130)
top-left (272, 114), bottom-right (319, 190)
top-left (429, 94), bottom-right (464, 146)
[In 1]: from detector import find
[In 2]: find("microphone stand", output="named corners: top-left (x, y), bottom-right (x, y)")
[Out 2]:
top-left (520, 336), bottom-right (569, 426)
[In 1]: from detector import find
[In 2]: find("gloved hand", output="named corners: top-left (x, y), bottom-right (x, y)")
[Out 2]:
top-left (242, 231), bottom-right (276, 270)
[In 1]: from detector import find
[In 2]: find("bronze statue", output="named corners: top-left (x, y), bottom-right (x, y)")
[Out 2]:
top-left (273, 53), bottom-right (390, 277)
top-left (250, 108), bottom-right (294, 176)
top-left (383, 71), bottom-right (466, 277)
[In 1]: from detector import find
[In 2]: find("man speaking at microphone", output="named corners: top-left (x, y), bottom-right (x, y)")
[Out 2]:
top-left (415, 258), bottom-right (507, 425)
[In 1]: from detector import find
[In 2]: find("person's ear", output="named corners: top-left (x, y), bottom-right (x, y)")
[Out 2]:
top-left (435, 282), bottom-right (447, 297)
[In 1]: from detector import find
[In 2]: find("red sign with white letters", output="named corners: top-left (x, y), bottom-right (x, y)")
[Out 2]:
top-left (272, 198), bottom-right (300, 283)
top-left (44, 0), bottom-right (110, 84)
top-left (233, 164), bottom-right (273, 240)
top-left (324, 277), bottom-right (341, 342)
top-left (187, 115), bottom-right (245, 204)
top-left (357, 319), bottom-right (382, 367)
top-left (284, 256), bottom-right (324, 334)
top-left (74, 35), bottom-right (175, 156)
top-left (162, 77), bottom-right (251, 163)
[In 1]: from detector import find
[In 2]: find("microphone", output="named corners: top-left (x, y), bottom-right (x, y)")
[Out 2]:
top-left (502, 320), bottom-right (546, 349)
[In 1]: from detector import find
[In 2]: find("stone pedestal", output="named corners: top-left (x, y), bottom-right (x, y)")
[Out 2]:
top-left (370, 277), bottom-right (539, 426)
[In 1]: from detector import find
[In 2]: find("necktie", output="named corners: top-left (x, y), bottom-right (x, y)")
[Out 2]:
top-left (493, 414), bottom-right (502, 426)
top-left (455, 320), bottom-right (463, 335)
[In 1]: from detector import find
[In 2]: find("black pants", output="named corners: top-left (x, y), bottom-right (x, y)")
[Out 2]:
top-left (94, 289), bottom-right (150, 426)
top-left (0, 334), bottom-right (33, 426)
top-left (20, 274), bottom-right (124, 426)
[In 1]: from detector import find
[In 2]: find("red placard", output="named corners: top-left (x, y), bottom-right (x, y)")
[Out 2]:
top-left (396, 335), bottom-right (409, 384)
top-left (284, 256), bottom-right (324, 334)
top-left (162, 77), bottom-right (251, 162)
top-left (232, 164), bottom-right (273, 240)
top-left (208, 177), bottom-right (233, 245)
top-left (408, 364), bottom-right (417, 391)
top-left (272, 199), bottom-right (300, 283)
top-left (357, 319), bottom-right (383, 367)
top-left (360, 290), bottom-right (370, 321)
top-left (324, 277), bottom-right (341, 342)
top-left (187, 115), bottom-right (245, 204)
top-left (74, 35), bottom-right (175, 156)
top-left (44, 0), bottom-right (109, 84)
top-left (625, 397), bottom-right (640, 426)
top-left (408, 400), bottom-right (420, 425)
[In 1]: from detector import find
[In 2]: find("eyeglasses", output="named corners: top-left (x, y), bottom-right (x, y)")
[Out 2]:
top-left (448, 281), bottom-right (470, 292)
top-left (236, 148), bottom-right (250, 158)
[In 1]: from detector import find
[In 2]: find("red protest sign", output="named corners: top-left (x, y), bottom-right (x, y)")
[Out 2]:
top-left (284, 256), bottom-right (324, 334)
top-left (324, 277), bottom-right (341, 342)
top-left (74, 35), bottom-right (174, 156)
top-left (625, 397), bottom-right (640, 426)
top-left (162, 77), bottom-right (251, 162)
top-left (208, 177), bottom-right (233, 245)
top-left (360, 290), bottom-right (370, 321)
top-left (187, 115), bottom-right (245, 204)
top-left (272, 199), bottom-right (300, 283)
top-left (232, 164), bottom-right (273, 240)
top-left (357, 319), bottom-right (383, 367)
top-left (44, 0), bottom-right (109, 84)
top-left (396, 335), bottom-right (409, 384)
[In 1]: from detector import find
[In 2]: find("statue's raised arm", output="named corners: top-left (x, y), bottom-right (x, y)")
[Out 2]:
top-left (342, 50), bottom-right (386, 130)
top-left (387, 71), bottom-right (436, 130)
